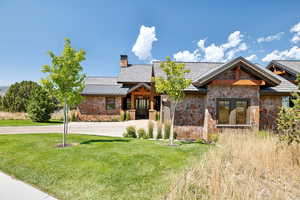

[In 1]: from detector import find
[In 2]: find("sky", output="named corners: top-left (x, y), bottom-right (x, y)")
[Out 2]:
top-left (1, 0), bottom-right (300, 86)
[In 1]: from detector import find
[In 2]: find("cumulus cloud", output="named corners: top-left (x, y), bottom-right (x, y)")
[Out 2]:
top-left (262, 46), bottom-right (300, 62)
top-left (173, 31), bottom-right (248, 62)
top-left (132, 25), bottom-right (157, 60)
top-left (257, 32), bottom-right (284, 43)
top-left (173, 50), bottom-right (200, 62)
top-left (245, 54), bottom-right (257, 61)
top-left (290, 22), bottom-right (300, 43)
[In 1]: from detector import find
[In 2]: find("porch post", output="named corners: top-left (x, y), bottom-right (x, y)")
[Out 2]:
top-left (129, 94), bottom-right (136, 120)
top-left (149, 93), bottom-right (156, 121)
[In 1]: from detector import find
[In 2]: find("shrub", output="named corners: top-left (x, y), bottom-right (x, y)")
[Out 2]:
top-left (125, 111), bottom-right (130, 121)
top-left (207, 133), bottom-right (219, 143)
top-left (195, 138), bottom-right (205, 144)
top-left (123, 126), bottom-right (137, 138)
top-left (2, 81), bottom-right (40, 112)
top-left (70, 110), bottom-right (78, 122)
top-left (148, 121), bottom-right (154, 138)
top-left (164, 122), bottom-right (171, 139)
top-left (277, 107), bottom-right (300, 145)
top-left (120, 111), bottom-right (126, 121)
top-left (137, 128), bottom-right (147, 139)
top-left (112, 117), bottom-right (120, 122)
top-left (26, 87), bottom-right (55, 122)
top-left (156, 122), bottom-right (162, 139)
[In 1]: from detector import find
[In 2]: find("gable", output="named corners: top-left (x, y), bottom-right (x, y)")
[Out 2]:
top-left (193, 57), bottom-right (281, 87)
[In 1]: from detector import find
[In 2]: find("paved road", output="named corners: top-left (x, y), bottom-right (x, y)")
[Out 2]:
top-left (0, 172), bottom-right (57, 200)
top-left (0, 120), bottom-right (150, 137)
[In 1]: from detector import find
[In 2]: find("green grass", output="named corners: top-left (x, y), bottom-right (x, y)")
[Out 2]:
top-left (0, 134), bottom-right (209, 200)
top-left (0, 119), bottom-right (62, 126)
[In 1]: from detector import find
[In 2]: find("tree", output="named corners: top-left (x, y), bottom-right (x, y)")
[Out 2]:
top-left (2, 81), bottom-right (40, 112)
top-left (153, 57), bottom-right (191, 145)
top-left (27, 87), bottom-right (56, 122)
top-left (41, 38), bottom-right (86, 147)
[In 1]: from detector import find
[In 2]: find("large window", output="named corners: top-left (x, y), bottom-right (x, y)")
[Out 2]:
top-left (217, 98), bottom-right (249, 125)
top-left (282, 96), bottom-right (294, 108)
top-left (106, 97), bottom-right (116, 110)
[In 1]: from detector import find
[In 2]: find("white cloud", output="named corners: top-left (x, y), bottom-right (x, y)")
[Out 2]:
top-left (222, 31), bottom-right (243, 49)
top-left (132, 25), bottom-right (157, 60)
top-left (257, 32), bottom-right (284, 43)
top-left (173, 50), bottom-right (200, 62)
top-left (203, 44), bottom-right (225, 62)
top-left (262, 46), bottom-right (300, 62)
top-left (291, 22), bottom-right (300, 43)
top-left (245, 54), bottom-right (257, 61)
top-left (225, 43), bottom-right (248, 61)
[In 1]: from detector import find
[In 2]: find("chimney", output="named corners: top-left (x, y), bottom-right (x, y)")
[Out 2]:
top-left (120, 55), bottom-right (128, 67)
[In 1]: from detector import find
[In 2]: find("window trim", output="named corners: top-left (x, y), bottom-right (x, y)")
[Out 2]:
top-left (105, 97), bottom-right (116, 110)
top-left (216, 98), bottom-right (250, 125)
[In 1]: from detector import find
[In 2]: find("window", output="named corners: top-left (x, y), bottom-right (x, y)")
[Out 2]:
top-left (106, 97), bottom-right (116, 110)
top-left (282, 96), bottom-right (294, 108)
top-left (217, 98), bottom-right (249, 125)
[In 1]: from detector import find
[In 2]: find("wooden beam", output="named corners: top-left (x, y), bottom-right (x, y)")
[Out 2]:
top-left (211, 80), bottom-right (266, 86)
top-left (274, 70), bottom-right (285, 75)
top-left (235, 66), bottom-right (241, 80)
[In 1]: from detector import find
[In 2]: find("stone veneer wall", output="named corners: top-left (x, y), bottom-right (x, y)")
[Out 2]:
top-left (259, 95), bottom-right (282, 130)
top-left (203, 85), bottom-right (260, 137)
top-left (78, 96), bottom-right (122, 121)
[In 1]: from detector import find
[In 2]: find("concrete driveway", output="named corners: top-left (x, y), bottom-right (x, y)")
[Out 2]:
top-left (0, 120), bottom-right (150, 137)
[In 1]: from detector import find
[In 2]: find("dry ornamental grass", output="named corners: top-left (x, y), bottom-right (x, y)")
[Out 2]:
top-left (168, 131), bottom-right (300, 200)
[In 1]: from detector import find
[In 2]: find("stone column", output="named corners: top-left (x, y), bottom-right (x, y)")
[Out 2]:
top-left (130, 95), bottom-right (136, 120)
top-left (149, 94), bottom-right (156, 120)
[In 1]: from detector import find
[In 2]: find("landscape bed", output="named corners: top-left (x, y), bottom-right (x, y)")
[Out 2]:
top-left (0, 134), bottom-right (209, 200)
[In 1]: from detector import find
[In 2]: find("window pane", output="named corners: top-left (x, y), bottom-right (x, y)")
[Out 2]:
top-left (282, 96), bottom-right (290, 108)
top-left (106, 97), bottom-right (116, 110)
top-left (218, 100), bottom-right (230, 124)
top-left (236, 100), bottom-right (247, 124)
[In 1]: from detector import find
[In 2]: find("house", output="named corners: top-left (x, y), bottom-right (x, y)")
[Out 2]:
top-left (267, 60), bottom-right (300, 84)
top-left (78, 55), bottom-right (299, 139)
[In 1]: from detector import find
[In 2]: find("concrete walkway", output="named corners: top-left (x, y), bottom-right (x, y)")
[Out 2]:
top-left (0, 120), bottom-right (149, 136)
top-left (0, 172), bottom-right (57, 200)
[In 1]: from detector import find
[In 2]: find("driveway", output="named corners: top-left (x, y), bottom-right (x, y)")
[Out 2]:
top-left (0, 120), bottom-right (149, 137)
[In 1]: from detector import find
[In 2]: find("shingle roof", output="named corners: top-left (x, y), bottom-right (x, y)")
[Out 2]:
top-left (192, 57), bottom-right (281, 87)
top-left (82, 77), bottom-right (129, 95)
top-left (269, 60), bottom-right (300, 76)
top-left (117, 64), bottom-right (152, 83)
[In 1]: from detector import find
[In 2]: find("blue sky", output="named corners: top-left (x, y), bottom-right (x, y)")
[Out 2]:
top-left (1, 0), bottom-right (300, 86)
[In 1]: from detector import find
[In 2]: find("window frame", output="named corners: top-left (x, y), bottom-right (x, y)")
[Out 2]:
top-left (105, 97), bottom-right (116, 110)
top-left (216, 98), bottom-right (250, 125)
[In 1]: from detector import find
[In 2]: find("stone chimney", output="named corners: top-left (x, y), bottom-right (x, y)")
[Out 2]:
top-left (120, 55), bottom-right (128, 67)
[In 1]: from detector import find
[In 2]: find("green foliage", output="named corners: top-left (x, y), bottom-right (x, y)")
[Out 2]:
top-left (156, 122), bottom-right (162, 139)
top-left (277, 107), bottom-right (300, 145)
top-left (207, 133), bottom-right (219, 144)
top-left (112, 117), bottom-right (120, 122)
top-left (155, 112), bottom-right (160, 121)
top-left (41, 38), bottom-right (86, 108)
top-left (164, 122), bottom-right (171, 139)
top-left (195, 138), bottom-right (206, 144)
top-left (0, 96), bottom-right (3, 111)
top-left (70, 111), bottom-right (78, 122)
top-left (138, 128), bottom-right (147, 139)
top-left (125, 111), bottom-right (130, 121)
top-left (26, 87), bottom-right (56, 122)
top-left (123, 126), bottom-right (137, 138)
top-left (2, 81), bottom-right (40, 112)
top-left (148, 121), bottom-right (154, 138)
top-left (120, 111), bottom-right (126, 121)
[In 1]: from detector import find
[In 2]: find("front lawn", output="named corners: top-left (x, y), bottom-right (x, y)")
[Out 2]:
top-left (0, 119), bottom-right (62, 126)
top-left (0, 134), bottom-right (209, 200)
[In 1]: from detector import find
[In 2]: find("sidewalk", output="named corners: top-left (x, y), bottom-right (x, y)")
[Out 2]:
top-left (0, 172), bottom-right (57, 200)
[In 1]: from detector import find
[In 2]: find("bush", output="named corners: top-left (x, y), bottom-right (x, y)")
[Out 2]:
top-left (137, 128), bottom-right (147, 139)
top-left (148, 121), bottom-right (154, 138)
top-left (156, 122), bottom-right (162, 139)
top-left (164, 122), bottom-right (171, 139)
top-left (207, 133), bottom-right (219, 143)
top-left (26, 87), bottom-right (55, 122)
top-left (123, 126), bottom-right (137, 138)
top-left (125, 111), bottom-right (130, 121)
top-left (69, 110), bottom-right (78, 122)
top-left (120, 111), bottom-right (126, 121)
top-left (2, 81), bottom-right (40, 112)
top-left (277, 107), bottom-right (300, 145)
top-left (112, 117), bottom-right (120, 122)
top-left (195, 138), bottom-right (205, 144)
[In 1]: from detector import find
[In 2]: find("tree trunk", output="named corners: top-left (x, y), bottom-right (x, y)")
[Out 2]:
top-left (169, 101), bottom-right (178, 145)
top-left (62, 98), bottom-right (68, 147)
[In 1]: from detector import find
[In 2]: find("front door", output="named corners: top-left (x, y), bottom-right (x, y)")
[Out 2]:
top-left (136, 98), bottom-right (149, 119)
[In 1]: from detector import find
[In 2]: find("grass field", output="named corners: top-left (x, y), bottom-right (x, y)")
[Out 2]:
top-left (0, 119), bottom-right (62, 126)
top-left (0, 134), bottom-right (209, 200)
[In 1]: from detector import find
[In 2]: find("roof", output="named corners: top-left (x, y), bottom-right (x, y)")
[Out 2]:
top-left (268, 60), bottom-right (300, 76)
top-left (153, 61), bottom-right (222, 91)
top-left (117, 64), bottom-right (152, 83)
top-left (192, 57), bottom-right (281, 87)
top-left (82, 77), bottom-right (129, 95)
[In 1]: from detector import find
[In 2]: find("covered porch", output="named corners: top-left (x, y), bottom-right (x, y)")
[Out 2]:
top-left (121, 83), bottom-right (160, 120)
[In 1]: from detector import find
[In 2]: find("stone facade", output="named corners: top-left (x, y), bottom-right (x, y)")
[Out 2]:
top-left (203, 85), bottom-right (260, 137)
top-left (259, 95), bottom-right (282, 130)
top-left (78, 96), bottom-right (122, 121)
